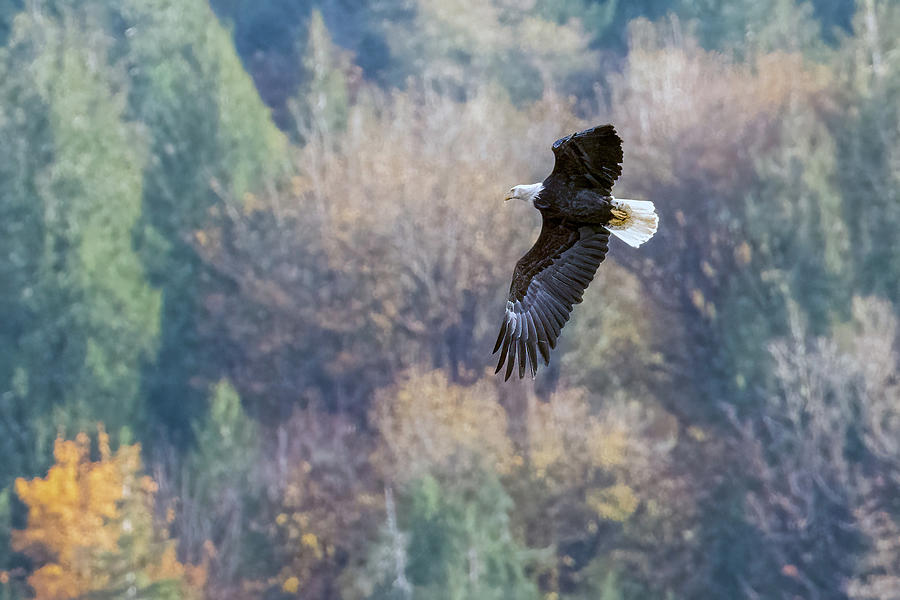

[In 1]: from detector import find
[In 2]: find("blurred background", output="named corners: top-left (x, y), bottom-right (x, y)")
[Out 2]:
top-left (1, 0), bottom-right (899, 598)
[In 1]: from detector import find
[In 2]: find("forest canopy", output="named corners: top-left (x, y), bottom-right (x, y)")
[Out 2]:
top-left (1, 0), bottom-right (899, 598)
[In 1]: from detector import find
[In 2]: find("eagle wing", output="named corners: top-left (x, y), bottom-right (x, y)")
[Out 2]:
top-left (549, 124), bottom-right (623, 195)
top-left (493, 219), bottom-right (610, 380)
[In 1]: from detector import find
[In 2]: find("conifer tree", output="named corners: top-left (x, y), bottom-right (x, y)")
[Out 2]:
top-left (0, 8), bottom-right (159, 486)
top-left (117, 0), bottom-right (288, 442)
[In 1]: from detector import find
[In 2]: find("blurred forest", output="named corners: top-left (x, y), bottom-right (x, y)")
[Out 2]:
top-left (1, 0), bottom-right (899, 598)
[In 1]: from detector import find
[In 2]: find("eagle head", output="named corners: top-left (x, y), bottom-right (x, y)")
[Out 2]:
top-left (505, 182), bottom-right (544, 206)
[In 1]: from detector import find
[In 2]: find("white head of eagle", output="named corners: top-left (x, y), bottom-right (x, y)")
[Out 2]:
top-left (504, 182), bottom-right (544, 207)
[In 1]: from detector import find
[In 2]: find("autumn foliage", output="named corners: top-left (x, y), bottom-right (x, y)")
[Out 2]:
top-left (12, 427), bottom-right (204, 599)
top-left (2, 1), bottom-right (900, 599)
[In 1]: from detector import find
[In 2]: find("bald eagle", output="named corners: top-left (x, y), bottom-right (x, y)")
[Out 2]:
top-left (493, 124), bottom-right (658, 380)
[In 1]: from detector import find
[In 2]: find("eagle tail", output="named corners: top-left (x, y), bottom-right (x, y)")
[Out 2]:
top-left (606, 198), bottom-right (658, 248)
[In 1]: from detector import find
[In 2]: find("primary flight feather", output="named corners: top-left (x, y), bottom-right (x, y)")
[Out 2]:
top-left (494, 124), bottom-right (658, 380)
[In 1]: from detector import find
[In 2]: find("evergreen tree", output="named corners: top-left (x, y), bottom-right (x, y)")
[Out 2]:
top-left (291, 9), bottom-right (352, 138)
top-left (836, 0), bottom-right (900, 307)
top-left (720, 100), bottom-right (852, 393)
top-left (678, 0), bottom-right (825, 55)
top-left (364, 473), bottom-right (544, 600)
top-left (178, 380), bottom-right (263, 590)
top-left (0, 8), bottom-right (160, 488)
top-left (117, 0), bottom-right (288, 443)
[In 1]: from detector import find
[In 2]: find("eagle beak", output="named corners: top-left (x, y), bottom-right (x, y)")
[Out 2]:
top-left (504, 193), bottom-right (514, 202)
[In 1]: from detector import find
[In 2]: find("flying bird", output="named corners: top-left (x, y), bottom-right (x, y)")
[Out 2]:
top-left (493, 124), bottom-right (658, 380)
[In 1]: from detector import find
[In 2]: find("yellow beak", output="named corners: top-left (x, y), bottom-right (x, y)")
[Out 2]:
top-left (504, 194), bottom-right (514, 202)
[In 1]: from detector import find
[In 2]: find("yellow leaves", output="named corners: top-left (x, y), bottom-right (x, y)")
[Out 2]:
top-left (373, 374), bottom-right (655, 533)
top-left (151, 545), bottom-right (186, 581)
top-left (13, 428), bottom-right (126, 599)
top-left (282, 576), bottom-right (300, 594)
top-left (690, 288), bottom-right (717, 319)
top-left (589, 427), bottom-right (629, 470)
top-left (13, 425), bottom-right (204, 600)
top-left (144, 542), bottom-right (208, 592)
top-left (301, 533), bottom-right (324, 560)
top-left (13, 426), bottom-right (124, 573)
top-left (518, 390), bottom-right (669, 530)
top-left (372, 370), bottom-right (514, 481)
top-left (242, 191), bottom-right (266, 215)
top-left (586, 484), bottom-right (639, 523)
top-left (269, 518), bottom-right (315, 595)
top-left (275, 476), bottom-right (357, 596)
top-left (686, 426), bottom-right (707, 443)
top-left (27, 563), bottom-right (89, 600)
top-left (526, 388), bottom-right (629, 486)
top-left (276, 509), bottom-right (307, 535)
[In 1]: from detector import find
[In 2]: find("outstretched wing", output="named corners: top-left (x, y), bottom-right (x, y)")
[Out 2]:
top-left (493, 220), bottom-right (610, 380)
top-left (549, 124), bottom-right (623, 195)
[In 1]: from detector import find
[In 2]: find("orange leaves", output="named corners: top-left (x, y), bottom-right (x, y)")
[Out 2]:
top-left (13, 427), bottom-right (128, 598)
top-left (12, 425), bottom-right (204, 600)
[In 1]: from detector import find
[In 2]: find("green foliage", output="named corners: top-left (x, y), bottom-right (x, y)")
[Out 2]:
top-left (0, 8), bottom-right (159, 486)
top-left (117, 0), bottom-right (288, 441)
top-left (368, 0), bottom-right (600, 99)
top-left (534, 0), bottom-right (618, 37)
top-left (0, 0), bottom-right (20, 46)
top-left (835, 0), bottom-right (900, 306)
top-left (190, 380), bottom-right (260, 494)
top-left (679, 0), bottom-right (825, 55)
top-left (561, 563), bottom-right (658, 600)
top-left (715, 99), bottom-right (853, 393)
top-left (365, 474), bottom-right (544, 600)
top-left (0, 488), bottom-right (13, 593)
top-left (167, 379), bottom-right (270, 594)
top-left (291, 9), bottom-right (352, 138)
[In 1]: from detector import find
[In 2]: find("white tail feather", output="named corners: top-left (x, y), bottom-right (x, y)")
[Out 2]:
top-left (606, 198), bottom-right (658, 248)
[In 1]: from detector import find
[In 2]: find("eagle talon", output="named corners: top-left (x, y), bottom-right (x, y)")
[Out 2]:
top-left (608, 206), bottom-right (632, 227)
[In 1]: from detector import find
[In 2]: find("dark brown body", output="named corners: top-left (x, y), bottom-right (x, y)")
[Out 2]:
top-left (534, 183), bottom-right (616, 225)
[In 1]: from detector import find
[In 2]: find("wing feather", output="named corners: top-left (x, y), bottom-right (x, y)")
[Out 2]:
top-left (493, 219), bottom-right (610, 380)
top-left (549, 124), bottom-right (623, 195)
